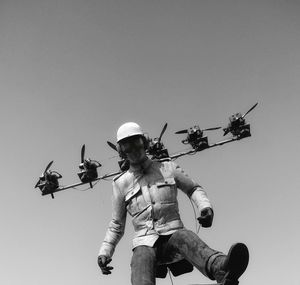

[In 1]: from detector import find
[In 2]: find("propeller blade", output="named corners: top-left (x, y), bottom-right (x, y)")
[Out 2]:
top-left (81, 144), bottom-right (85, 163)
top-left (203, 127), bottom-right (222, 131)
top-left (107, 141), bottom-right (118, 152)
top-left (34, 180), bottom-right (40, 188)
top-left (175, 129), bottom-right (188, 134)
top-left (242, 102), bottom-right (258, 118)
top-left (157, 123), bottom-right (168, 143)
top-left (44, 161), bottom-right (53, 173)
top-left (223, 128), bottom-right (229, 136)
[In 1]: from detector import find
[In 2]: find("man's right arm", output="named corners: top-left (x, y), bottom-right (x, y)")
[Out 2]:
top-left (98, 179), bottom-right (127, 259)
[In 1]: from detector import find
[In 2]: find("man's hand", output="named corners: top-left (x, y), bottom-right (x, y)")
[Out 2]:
top-left (98, 255), bottom-right (114, 275)
top-left (197, 207), bottom-right (214, 228)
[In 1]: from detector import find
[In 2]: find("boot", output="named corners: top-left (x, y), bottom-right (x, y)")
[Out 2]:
top-left (208, 243), bottom-right (249, 285)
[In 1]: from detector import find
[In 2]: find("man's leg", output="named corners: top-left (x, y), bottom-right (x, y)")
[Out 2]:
top-left (208, 243), bottom-right (249, 285)
top-left (130, 245), bottom-right (157, 285)
top-left (166, 229), bottom-right (249, 285)
top-left (165, 229), bottom-right (222, 278)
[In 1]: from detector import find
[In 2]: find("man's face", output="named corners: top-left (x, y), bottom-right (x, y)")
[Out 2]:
top-left (119, 136), bottom-right (147, 165)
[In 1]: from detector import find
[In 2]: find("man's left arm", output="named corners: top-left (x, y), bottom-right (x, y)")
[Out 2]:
top-left (172, 162), bottom-right (214, 227)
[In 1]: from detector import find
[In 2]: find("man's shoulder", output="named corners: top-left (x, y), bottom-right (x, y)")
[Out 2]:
top-left (157, 157), bottom-right (172, 163)
top-left (150, 159), bottom-right (178, 178)
top-left (112, 170), bottom-right (133, 190)
top-left (154, 158), bottom-right (177, 169)
top-left (112, 171), bottom-right (126, 182)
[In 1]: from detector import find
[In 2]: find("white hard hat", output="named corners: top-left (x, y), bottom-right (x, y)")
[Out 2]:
top-left (117, 122), bottom-right (144, 143)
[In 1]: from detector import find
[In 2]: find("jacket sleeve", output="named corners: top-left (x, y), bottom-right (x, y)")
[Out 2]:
top-left (98, 180), bottom-right (127, 258)
top-left (172, 161), bottom-right (212, 214)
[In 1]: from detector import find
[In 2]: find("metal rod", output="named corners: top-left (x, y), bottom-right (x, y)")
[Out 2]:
top-left (209, 137), bottom-right (239, 148)
top-left (43, 170), bottom-right (121, 195)
top-left (169, 149), bottom-right (197, 159)
top-left (169, 138), bottom-right (238, 159)
top-left (44, 136), bottom-right (243, 196)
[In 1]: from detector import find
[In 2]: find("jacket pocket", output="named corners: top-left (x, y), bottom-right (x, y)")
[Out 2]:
top-left (156, 177), bottom-right (177, 203)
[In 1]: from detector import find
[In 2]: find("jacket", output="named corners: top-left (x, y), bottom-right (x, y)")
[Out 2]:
top-left (99, 158), bottom-right (212, 258)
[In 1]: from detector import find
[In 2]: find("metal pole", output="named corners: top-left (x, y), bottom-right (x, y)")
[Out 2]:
top-left (43, 170), bottom-right (122, 195)
top-left (209, 137), bottom-right (239, 148)
top-left (169, 149), bottom-right (197, 159)
top-left (45, 136), bottom-right (242, 196)
top-left (169, 138), bottom-right (238, 159)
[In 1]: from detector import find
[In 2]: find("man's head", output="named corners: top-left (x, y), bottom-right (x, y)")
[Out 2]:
top-left (117, 122), bottom-right (148, 165)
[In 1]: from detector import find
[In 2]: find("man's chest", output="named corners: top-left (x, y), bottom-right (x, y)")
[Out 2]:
top-left (124, 170), bottom-right (178, 215)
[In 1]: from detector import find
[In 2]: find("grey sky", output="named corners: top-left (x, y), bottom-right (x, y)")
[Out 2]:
top-left (0, 1), bottom-right (299, 285)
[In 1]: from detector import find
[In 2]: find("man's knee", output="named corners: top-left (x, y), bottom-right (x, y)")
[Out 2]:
top-left (167, 229), bottom-right (219, 275)
top-left (169, 229), bottom-right (202, 248)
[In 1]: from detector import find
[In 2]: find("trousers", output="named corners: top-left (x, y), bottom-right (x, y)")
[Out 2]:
top-left (130, 229), bottom-right (223, 285)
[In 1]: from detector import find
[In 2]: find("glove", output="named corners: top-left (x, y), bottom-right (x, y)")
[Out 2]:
top-left (197, 207), bottom-right (214, 228)
top-left (98, 255), bottom-right (113, 275)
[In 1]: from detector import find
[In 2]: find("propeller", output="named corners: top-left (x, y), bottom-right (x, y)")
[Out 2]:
top-left (223, 102), bottom-right (258, 136)
top-left (175, 129), bottom-right (188, 134)
top-left (35, 160), bottom-right (62, 198)
top-left (150, 123), bottom-right (168, 147)
top-left (80, 144), bottom-right (101, 167)
top-left (223, 128), bottom-right (230, 136)
top-left (44, 160), bottom-right (53, 173)
top-left (202, 127), bottom-right (221, 131)
top-left (81, 144), bottom-right (86, 163)
top-left (35, 161), bottom-right (54, 188)
top-left (157, 123), bottom-right (167, 144)
top-left (107, 141), bottom-right (129, 170)
top-left (78, 144), bottom-right (101, 187)
top-left (175, 126), bottom-right (221, 134)
top-left (242, 102), bottom-right (258, 119)
top-left (107, 141), bottom-right (118, 152)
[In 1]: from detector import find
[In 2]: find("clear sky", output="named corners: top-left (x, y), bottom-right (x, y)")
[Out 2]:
top-left (0, 1), bottom-right (299, 285)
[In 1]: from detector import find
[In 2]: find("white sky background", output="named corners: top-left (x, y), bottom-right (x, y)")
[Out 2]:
top-left (0, 0), bottom-right (299, 284)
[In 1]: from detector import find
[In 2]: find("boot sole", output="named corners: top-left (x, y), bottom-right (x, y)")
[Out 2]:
top-left (222, 243), bottom-right (249, 285)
